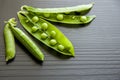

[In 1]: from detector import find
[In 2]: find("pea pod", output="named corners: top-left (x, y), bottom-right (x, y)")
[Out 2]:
top-left (8, 18), bottom-right (44, 61)
top-left (4, 19), bottom-right (15, 62)
top-left (21, 3), bottom-right (94, 14)
top-left (18, 11), bottom-right (75, 56)
top-left (35, 13), bottom-right (96, 24)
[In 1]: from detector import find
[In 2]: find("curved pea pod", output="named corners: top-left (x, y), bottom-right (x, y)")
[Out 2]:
top-left (37, 13), bottom-right (96, 24)
top-left (4, 19), bottom-right (16, 62)
top-left (17, 11), bottom-right (75, 56)
top-left (21, 3), bottom-right (94, 14)
top-left (8, 18), bottom-right (44, 61)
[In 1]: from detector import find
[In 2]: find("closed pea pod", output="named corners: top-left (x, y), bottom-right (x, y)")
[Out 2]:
top-left (4, 19), bottom-right (15, 62)
top-left (8, 18), bottom-right (44, 61)
top-left (18, 11), bottom-right (75, 56)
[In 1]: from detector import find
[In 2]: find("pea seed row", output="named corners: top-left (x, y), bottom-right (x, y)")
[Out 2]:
top-left (31, 16), bottom-right (67, 52)
top-left (37, 13), bottom-right (96, 24)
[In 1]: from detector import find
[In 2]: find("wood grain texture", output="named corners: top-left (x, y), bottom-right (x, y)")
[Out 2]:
top-left (0, 0), bottom-right (120, 80)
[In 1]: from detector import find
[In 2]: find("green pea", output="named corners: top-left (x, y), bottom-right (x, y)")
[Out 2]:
top-left (57, 44), bottom-right (64, 51)
top-left (65, 12), bottom-right (70, 14)
top-left (41, 33), bottom-right (48, 40)
top-left (72, 16), bottom-right (76, 20)
top-left (25, 20), bottom-right (29, 23)
top-left (50, 31), bottom-right (56, 38)
top-left (32, 16), bottom-right (39, 22)
top-left (43, 13), bottom-right (50, 17)
top-left (41, 23), bottom-right (48, 31)
top-left (32, 26), bottom-right (39, 32)
top-left (49, 39), bottom-right (57, 46)
top-left (56, 14), bottom-right (64, 20)
top-left (80, 16), bottom-right (87, 22)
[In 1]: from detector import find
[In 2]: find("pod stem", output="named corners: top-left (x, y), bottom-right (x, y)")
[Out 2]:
top-left (5, 18), bottom-right (17, 28)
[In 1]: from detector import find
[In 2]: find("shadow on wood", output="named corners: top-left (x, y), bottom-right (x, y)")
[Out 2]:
top-left (6, 57), bottom-right (15, 64)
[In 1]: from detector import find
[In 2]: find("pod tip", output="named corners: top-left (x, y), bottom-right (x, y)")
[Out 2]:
top-left (21, 5), bottom-right (28, 11)
top-left (8, 18), bottom-right (17, 27)
top-left (92, 15), bottom-right (96, 18)
top-left (91, 2), bottom-right (95, 5)
top-left (71, 54), bottom-right (75, 57)
top-left (5, 58), bottom-right (8, 62)
top-left (41, 57), bottom-right (44, 61)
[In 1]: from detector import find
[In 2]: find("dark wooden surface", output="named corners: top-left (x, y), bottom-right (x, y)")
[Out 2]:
top-left (1, 0), bottom-right (120, 80)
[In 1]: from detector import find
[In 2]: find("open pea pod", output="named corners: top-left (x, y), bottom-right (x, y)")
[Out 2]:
top-left (17, 11), bottom-right (75, 56)
top-left (21, 3), bottom-right (94, 14)
top-left (33, 13), bottom-right (96, 24)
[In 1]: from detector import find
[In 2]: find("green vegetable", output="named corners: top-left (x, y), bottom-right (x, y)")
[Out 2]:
top-left (65, 12), bottom-right (71, 14)
top-left (80, 16), bottom-right (87, 22)
top-left (50, 31), bottom-right (56, 38)
top-left (32, 26), bottom-right (39, 32)
top-left (18, 11), bottom-right (75, 56)
top-left (21, 3), bottom-right (94, 13)
top-left (32, 16), bottom-right (39, 22)
top-left (4, 19), bottom-right (16, 62)
top-left (49, 39), bottom-right (57, 46)
top-left (8, 18), bottom-right (44, 61)
top-left (21, 3), bottom-right (95, 24)
top-left (38, 13), bottom-right (96, 24)
top-left (57, 44), bottom-right (64, 51)
top-left (56, 14), bottom-right (64, 20)
top-left (43, 13), bottom-right (50, 17)
top-left (41, 23), bottom-right (48, 31)
top-left (41, 32), bottom-right (48, 40)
